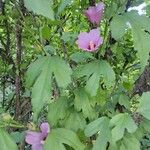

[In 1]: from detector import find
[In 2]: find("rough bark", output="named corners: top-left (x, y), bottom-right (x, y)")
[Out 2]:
top-left (14, 0), bottom-right (24, 120)
top-left (133, 65), bottom-right (150, 96)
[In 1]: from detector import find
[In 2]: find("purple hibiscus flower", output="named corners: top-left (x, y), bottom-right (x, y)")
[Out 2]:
top-left (25, 122), bottom-right (50, 150)
top-left (85, 2), bottom-right (104, 25)
top-left (76, 28), bottom-right (103, 52)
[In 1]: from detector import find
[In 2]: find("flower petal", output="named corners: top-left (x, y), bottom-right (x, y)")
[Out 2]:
top-left (95, 37), bottom-right (103, 49)
top-left (32, 144), bottom-right (43, 150)
top-left (85, 2), bottom-right (104, 24)
top-left (76, 32), bottom-right (90, 49)
top-left (96, 2), bottom-right (104, 12)
top-left (88, 29), bottom-right (100, 41)
top-left (25, 131), bottom-right (43, 145)
top-left (40, 122), bottom-right (50, 136)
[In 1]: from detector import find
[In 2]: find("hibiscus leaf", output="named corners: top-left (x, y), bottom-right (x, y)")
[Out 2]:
top-left (110, 15), bottom-right (128, 40)
top-left (74, 60), bottom-right (115, 96)
top-left (85, 117), bottom-right (111, 150)
top-left (111, 11), bottom-right (150, 68)
top-left (44, 128), bottom-right (85, 150)
top-left (99, 60), bottom-right (115, 88)
top-left (70, 52), bottom-right (94, 63)
top-left (137, 92), bottom-right (150, 120)
top-left (0, 128), bottom-right (18, 150)
top-left (51, 56), bottom-right (72, 88)
top-left (85, 72), bottom-right (100, 96)
top-left (24, 0), bottom-right (54, 20)
top-left (119, 134), bottom-right (140, 150)
top-left (31, 57), bottom-right (52, 119)
top-left (26, 56), bottom-right (72, 120)
top-left (64, 111), bottom-right (86, 132)
top-left (26, 56), bottom-right (48, 89)
top-left (57, 0), bottom-right (73, 15)
top-left (109, 113), bottom-right (138, 142)
top-left (47, 97), bottom-right (68, 126)
top-left (74, 88), bottom-right (97, 120)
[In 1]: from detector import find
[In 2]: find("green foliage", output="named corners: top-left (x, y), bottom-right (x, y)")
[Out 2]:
top-left (111, 11), bottom-right (150, 68)
top-left (119, 134), bottom-right (140, 150)
top-left (74, 88), bottom-right (97, 120)
top-left (138, 92), bottom-right (150, 120)
top-left (24, 0), bottom-right (54, 19)
top-left (57, 0), bottom-right (73, 15)
top-left (110, 15), bottom-right (127, 40)
top-left (26, 56), bottom-right (72, 119)
top-left (0, 0), bottom-right (150, 149)
top-left (64, 111), bottom-right (86, 132)
top-left (0, 129), bottom-right (18, 150)
top-left (109, 113), bottom-right (137, 142)
top-left (74, 60), bottom-right (115, 96)
top-left (47, 97), bottom-right (68, 126)
top-left (85, 117), bottom-right (111, 150)
top-left (44, 128), bottom-right (85, 150)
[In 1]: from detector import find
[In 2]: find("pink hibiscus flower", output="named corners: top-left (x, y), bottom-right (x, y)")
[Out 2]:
top-left (85, 2), bottom-right (104, 25)
top-left (25, 122), bottom-right (50, 150)
top-left (76, 28), bottom-right (103, 52)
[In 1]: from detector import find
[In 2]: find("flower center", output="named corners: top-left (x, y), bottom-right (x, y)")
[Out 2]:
top-left (88, 41), bottom-right (95, 50)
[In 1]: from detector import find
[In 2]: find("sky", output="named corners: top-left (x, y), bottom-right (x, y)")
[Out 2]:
top-left (128, 2), bottom-right (147, 15)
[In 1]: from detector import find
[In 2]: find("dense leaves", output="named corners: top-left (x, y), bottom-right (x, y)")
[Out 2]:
top-left (24, 0), bottom-right (54, 19)
top-left (0, 0), bottom-right (150, 149)
top-left (138, 92), bottom-right (150, 120)
top-left (109, 113), bottom-right (137, 142)
top-left (111, 11), bottom-right (150, 68)
top-left (74, 60), bottom-right (115, 96)
top-left (44, 128), bottom-right (85, 150)
top-left (26, 56), bottom-right (72, 119)
top-left (0, 129), bottom-right (18, 150)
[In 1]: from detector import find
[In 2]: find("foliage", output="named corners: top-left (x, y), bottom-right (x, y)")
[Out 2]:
top-left (0, 0), bottom-right (150, 149)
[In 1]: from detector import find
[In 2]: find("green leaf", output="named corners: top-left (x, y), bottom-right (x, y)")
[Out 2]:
top-left (111, 11), bottom-right (150, 68)
top-left (99, 60), bottom-right (116, 88)
top-left (137, 92), bottom-right (150, 120)
top-left (51, 56), bottom-right (72, 88)
top-left (64, 111), bottom-right (86, 132)
top-left (26, 56), bottom-right (72, 119)
top-left (118, 94), bottom-right (130, 109)
top-left (44, 128), bottom-right (85, 150)
top-left (26, 56), bottom-right (48, 88)
top-left (31, 57), bottom-right (52, 119)
top-left (41, 26), bottom-right (51, 40)
top-left (85, 117), bottom-right (111, 150)
top-left (24, 0), bottom-right (54, 20)
top-left (91, 89), bottom-right (108, 106)
top-left (85, 117), bottom-right (109, 137)
top-left (109, 113), bottom-right (137, 142)
top-left (47, 97), bottom-right (68, 126)
top-left (70, 52), bottom-right (94, 63)
top-left (110, 15), bottom-right (127, 40)
top-left (0, 128), bottom-right (18, 150)
top-left (85, 73), bottom-right (100, 97)
top-left (10, 131), bottom-right (25, 143)
top-left (74, 60), bottom-right (115, 96)
top-left (57, 0), bottom-right (73, 15)
top-left (74, 88), bottom-right (97, 120)
top-left (119, 134), bottom-right (140, 150)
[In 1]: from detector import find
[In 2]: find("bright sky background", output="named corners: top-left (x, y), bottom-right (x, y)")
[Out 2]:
top-left (128, 3), bottom-right (147, 15)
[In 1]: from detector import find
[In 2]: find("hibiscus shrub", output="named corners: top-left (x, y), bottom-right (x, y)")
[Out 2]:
top-left (0, 0), bottom-right (150, 150)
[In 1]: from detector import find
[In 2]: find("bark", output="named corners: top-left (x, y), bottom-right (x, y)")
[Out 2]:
top-left (14, 0), bottom-right (24, 120)
top-left (133, 65), bottom-right (150, 96)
